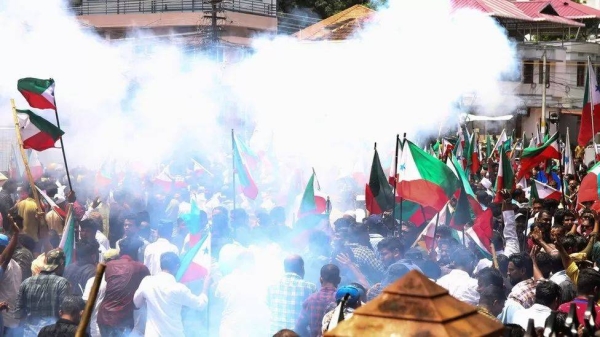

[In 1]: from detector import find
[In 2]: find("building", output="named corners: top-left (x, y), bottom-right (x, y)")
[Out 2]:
top-left (71, 0), bottom-right (278, 61)
top-left (295, 1), bottom-right (600, 145)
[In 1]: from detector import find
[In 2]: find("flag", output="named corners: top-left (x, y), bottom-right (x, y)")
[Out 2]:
top-left (577, 162), bottom-right (600, 203)
top-left (298, 172), bottom-right (328, 218)
top-left (36, 186), bottom-right (66, 219)
top-left (366, 148), bottom-right (394, 214)
top-left (467, 133), bottom-right (480, 176)
top-left (578, 59), bottom-right (600, 146)
top-left (16, 109), bottom-right (64, 151)
top-left (564, 128), bottom-right (575, 176)
top-left (176, 232), bottom-right (211, 283)
top-left (530, 180), bottom-right (561, 201)
top-left (446, 155), bottom-right (483, 228)
top-left (235, 136), bottom-right (259, 170)
top-left (494, 147), bottom-right (514, 202)
top-left (17, 78), bottom-right (56, 110)
top-left (466, 208), bottom-right (494, 258)
top-left (96, 160), bottom-right (113, 187)
top-left (58, 204), bottom-right (76, 266)
top-left (153, 166), bottom-right (173, 192)
top-left (414, 205), bottom-right (449, 251)
top-left (492, 129), bottom-right (508, 155)
top-left (517, 132), bottom-right (561, 180)
top-left (192, 159), bottom-right (213, 177)
top-left (28, 151), bottom-right (43, 181)
top-left (396, 139), bottom-right (460, 211)
top-left (233, 134), bottom-right (259, 200)
top-left (393, 200), bottom-right (436, 227)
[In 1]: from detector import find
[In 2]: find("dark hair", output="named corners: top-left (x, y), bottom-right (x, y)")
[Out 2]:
top-left (508, 253), bottom-right (533, 278)
top-left (60, 295), bottom-right (85, 316)
top-left (320, 264), bottom-right (341, 284)
top-left (18, 234), bottom-right (36, 252)
top-left (160, 252), bottom-right (180, 272)
top-left (273, 329), bottom-right (299, 337)
top-left (560, 235), bottom-right (577, 252)
top-left (503, 324), bottom-right (525, 337)
top-left (451, 248), bottom-right (476, 269)
top-left (119, 236), bottom-right (144, 261)
top-left (76, 239), bottom-right (100, 262)
top-left (532, 199), bottom-right (543, 206)
top-left (436, 226), bottom-right (453, 240)
top-left (477, 267), bottom-right (504, 289)
top-left (157, 220), bottom-right (174, 238)
top-left (283, 256), bottom-right (304, 275)
top-left (120, 212), bottom-right (139, 227)
top-left (137, 211), bottom-right (150, 224)
top-left (79, 219), bottom-right (98, 232)
top-left (377, 237), bottom-right (404, 256)
top-left (576, 268), bottom-right (600, 296)
top-left (333, 217), bottom-right (353, 233)
top-left (496, 254), bottom-right (509, 274)
top-left (535, 252), bottom-right (553, 279)
top-left (491, 230), bottom-right (504, 250)
top-left (574, 235), bottom-right (588, 252)
top-left (550, 253), bottom-right (563, 274)
top-left (535, 281), bottom-right (561, 307)
top-left (479, 285), bottom-right (506, 305)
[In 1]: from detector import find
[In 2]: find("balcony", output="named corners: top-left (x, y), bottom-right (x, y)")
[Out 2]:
top-left (71, 0), bottom-right (277, 17)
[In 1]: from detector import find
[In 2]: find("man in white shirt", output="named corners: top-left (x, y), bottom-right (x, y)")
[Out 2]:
top-left (512, 280), bottom-right (561, 329)
top-left (133, 252), bottom-right (209, 337)
top-left (144, 220), bottom-right (179, 275)
top-left (437, 247), bottom-right (479, 306)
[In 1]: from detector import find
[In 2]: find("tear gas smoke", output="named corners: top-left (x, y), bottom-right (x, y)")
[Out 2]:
top-left (0, 0), bottom-right (518, 207)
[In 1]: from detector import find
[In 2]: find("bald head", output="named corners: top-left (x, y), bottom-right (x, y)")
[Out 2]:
top-left (284, 255), bottom-right (305, 278)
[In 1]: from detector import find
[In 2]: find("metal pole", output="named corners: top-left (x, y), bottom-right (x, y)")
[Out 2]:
top-left (391, 134), bottom-right (400, 222)
top-left (541, 51), bottom-right (547, 139)
top-left (589, 56), bottom-right (598, 163)
top-left (231, 129), bottom-right (236, 210)
top-left (50, 80), bottom-right (74, 193)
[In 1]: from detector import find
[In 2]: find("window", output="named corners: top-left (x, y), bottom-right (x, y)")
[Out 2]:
top-left (539, 62), bottom-right (550, 85)
top-left (577, 62), bottom-right (585, 87)
top-left (523, 61), bottom-right (534, 84)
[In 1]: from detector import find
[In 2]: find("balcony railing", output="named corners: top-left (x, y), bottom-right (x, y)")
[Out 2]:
top-left (72, 0), bottom-right (277, 17)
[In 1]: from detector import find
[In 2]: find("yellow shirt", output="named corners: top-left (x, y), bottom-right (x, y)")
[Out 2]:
top-left (565, 262), bottom-right (600, 305)
top-left (17, 197), bottom-right (43, 242)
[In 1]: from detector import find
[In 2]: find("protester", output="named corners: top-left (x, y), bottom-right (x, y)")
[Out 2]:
top-left (37, 295), bottom-right (86, 337)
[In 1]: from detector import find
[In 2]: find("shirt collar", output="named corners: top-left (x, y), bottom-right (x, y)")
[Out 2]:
top-left (284, 272), bottom-right (301, 280)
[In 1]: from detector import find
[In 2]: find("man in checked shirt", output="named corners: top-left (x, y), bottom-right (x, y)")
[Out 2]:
top-left (267, 255), bottom-right (316, 334)
top-left (295, 264), bottom-right (341, 337)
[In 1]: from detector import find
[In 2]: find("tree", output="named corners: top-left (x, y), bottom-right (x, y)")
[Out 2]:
top-left (278, 0), bottom-right (370, 18)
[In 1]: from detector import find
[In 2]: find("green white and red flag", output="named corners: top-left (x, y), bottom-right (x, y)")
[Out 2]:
top-left (466, 208), bottom-right (494, 258)
top-left (16, 109), bottom-right (64, 151)
top-left (396, 139), bottom-right (460, 212)
top-left (17, 78), bottom-right (56, 110)
top-left (577, 162), bottom-right (600, 203)
top-left (493, 147), bottom-right (514, 203)
top-left (58, 204), bottom-right (76, 266)
top-left (516, 132), bottom-right (560, 181)
top-left (578, 59), bottom-right (600, 146)
top-left (530, 179), bottom-right (561, 201)
top-left (298, 172), bottom-right (328, 218)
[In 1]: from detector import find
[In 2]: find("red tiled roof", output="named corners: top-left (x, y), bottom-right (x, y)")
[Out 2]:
top-left (294, 5), bottom-right (375, 41)
top-left (512, 1), bottom-right (585, 26)
top-left (452, 0), bottom-right (534, 21)
top-left (520, 0), bottom-right (600, 19)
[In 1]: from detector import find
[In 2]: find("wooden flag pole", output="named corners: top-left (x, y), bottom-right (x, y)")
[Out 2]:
top-left (50, 81), bottom-right (73, 192)
top-left (11, 99), bottom-right (42, 210)
top-left (76, 263), bottom-right (106, 337)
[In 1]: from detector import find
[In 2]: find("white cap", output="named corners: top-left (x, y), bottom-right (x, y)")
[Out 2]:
top-left (481, 177), bottom-right (492, 190)
top-left (53, 194), bottom-right (66, 204)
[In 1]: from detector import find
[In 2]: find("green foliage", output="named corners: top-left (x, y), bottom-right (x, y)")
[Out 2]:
top-left (278, 0), bottom-right (371, 18)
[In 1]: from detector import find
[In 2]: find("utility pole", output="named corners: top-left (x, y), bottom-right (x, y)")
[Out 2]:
top-left (204, 0), bottom-right (226, 59)
top-left (541, 50), bottom-right (548, 136)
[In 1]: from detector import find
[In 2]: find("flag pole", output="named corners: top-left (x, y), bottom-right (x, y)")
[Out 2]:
top-left (50, 80), bottom-right (73, 193)
top-left (11, 99), bottom-right (42, 210)
top-left (391, 134), bottom-right (400, 224)
top-left (399, 133), bottom-right (406, 236)
top-left (559, 128), bottom-right (567, 208)
top-left (231, 129), bottom-right (236, 210)
top-left (588, 57), bottom-right (598, 163)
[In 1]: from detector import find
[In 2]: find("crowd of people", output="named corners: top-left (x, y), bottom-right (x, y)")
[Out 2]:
top-left (0, 139), bottom-right (598, 337)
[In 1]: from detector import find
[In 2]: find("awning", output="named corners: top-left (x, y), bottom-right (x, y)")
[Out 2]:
top-left (462, 113), bottom-right (514, 122)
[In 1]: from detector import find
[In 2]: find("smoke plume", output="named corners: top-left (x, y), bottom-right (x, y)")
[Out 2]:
top-left (0, 0), bottom-right (518, 210)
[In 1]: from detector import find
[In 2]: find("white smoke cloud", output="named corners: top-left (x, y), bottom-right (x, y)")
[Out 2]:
top-left (0, 0), bottom-right (518, 208)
